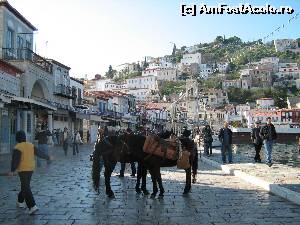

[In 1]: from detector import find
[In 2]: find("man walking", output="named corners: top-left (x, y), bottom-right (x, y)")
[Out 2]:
top-left (251, 121), bottom-right (263, 163)
top-left (62, 127), bottom-right (69, 156)
top-left (35, 124), bottom-right (52, 167)
top-left (218, 121), bottom-right (233, 164)
top-left (260, 117), bottom-right (277, 167)
top-left (9, 130), bottom-right (53, 215)
top-left (202, 125), bottom-right (213, 156)
top-left (118, 128), bottom-right (136, 177)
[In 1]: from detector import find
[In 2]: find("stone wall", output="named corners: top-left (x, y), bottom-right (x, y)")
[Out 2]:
top-left (232, 143), bottom-right (300, 167)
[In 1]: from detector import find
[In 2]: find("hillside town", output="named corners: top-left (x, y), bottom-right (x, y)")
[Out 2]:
top-left (0, 1), bottom-right (300, 156)
top-left (1, 1), bottom-right (300, 223)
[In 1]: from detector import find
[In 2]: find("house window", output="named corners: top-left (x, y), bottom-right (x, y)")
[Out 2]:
top-left (6, 28), bottom-right (14, 48)
top-left (17, 36), bottom-right (23, 59)
top-left (27, 113), bottom-right (31, 133)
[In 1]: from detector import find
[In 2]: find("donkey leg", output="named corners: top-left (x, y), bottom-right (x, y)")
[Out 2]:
top-left (150, 168), bottom-right (158, 198)
top-left (183, 167), bottom-right (192, 195)
top-left (104, 164), bottom-right (115, 198)
top-left (141, 165), bottom-right (149, 195)
top-left (135, 163), bottom-right (142, 194)
top-left (157, 169), bottom-right (165, 198)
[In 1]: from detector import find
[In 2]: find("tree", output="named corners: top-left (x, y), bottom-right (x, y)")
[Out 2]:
top-left (136, 63), bottom-right (141, 72)
top-left (106, 65), bottom-right (116, 79)
top-left (172, 44), bottom-right (177, 56)
top-left (214, 36), bottom-right (224, 44)
top-left (142, 57), bottom-right (149, 69)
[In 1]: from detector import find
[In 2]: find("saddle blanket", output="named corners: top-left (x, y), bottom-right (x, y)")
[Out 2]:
top-left (143, 135), bottom-right (178, 160)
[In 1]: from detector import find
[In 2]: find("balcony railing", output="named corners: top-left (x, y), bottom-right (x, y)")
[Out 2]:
top-left (2, 48), bottom-right (53, 74)
top-left (54, 84), bottom-right (73, 99)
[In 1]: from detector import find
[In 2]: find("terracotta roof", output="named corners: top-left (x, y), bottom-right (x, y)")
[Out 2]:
top-left (0, 59), bottom-right (24, 76)
top-left (257, 98), bottom-right (273, 100)
top-left (145, 102), bottom-right (170, 110)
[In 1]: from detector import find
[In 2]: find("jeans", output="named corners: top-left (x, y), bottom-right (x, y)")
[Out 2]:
top-left (18, 171), bottom-right (36, 209)
top-left (120, 162), bottom-right (136, 176)
top-left (204, 141), bottom-right (212, 155)
top-left (221, 144), bottom-right (233, 163)
top-left (37, 144), bottom-right (50, 167)
top-left (73, 143), bottom-right (79, 155)
top-left (263, 140), bottom-right (273, 163)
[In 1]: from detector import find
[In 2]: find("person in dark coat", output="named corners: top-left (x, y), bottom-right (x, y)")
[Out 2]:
top-left (251, 121), bottom-right (263, 163)
top-left (179, 128), bottom-right (197, 194)
top-left (202, 125), bottom-right (213, 156)
top-left (259, 117), bottom-right (277, 167)
top-left (35, 124), bottom-right (52, 167)
top-left (118, 128), bottom-right (136, 177)
top-left (218, 121), bottom-right (233, 164)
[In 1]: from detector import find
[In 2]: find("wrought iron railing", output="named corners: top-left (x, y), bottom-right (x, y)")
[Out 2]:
top-left (2, 48), bottom-right (53, 73)
top-left (54, 84), bottom-right (72, 98)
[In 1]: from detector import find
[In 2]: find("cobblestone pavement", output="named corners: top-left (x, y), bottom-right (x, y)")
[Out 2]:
top-left (0, 145), bottom-right (300, 225)
top-left (203, 147), bottom-right (300, 193)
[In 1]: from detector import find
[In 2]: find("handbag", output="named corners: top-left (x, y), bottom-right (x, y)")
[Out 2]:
top-left (177, 150), bottom-right (190, 169)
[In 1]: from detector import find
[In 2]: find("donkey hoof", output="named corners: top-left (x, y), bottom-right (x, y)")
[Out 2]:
top-left (135, 188), bottom-right (141, 194)
top-left (183, 189), bottom-right (191, 195)
top-left (158, 193), bottom-right (164, 198)
top-left (106, 191), bottom-right (115, 198)
top-left (142, 189), bottom-right (150, 195)
top-left (150, 193), bottom-right (157, 198)
top-left (192, 178), bottom-right (197, 184)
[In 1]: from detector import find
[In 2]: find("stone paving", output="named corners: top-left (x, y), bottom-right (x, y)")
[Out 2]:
top-left (202, 146), bottom-right (300, 193)
top-left (0, 145), bottom-right (300, 225)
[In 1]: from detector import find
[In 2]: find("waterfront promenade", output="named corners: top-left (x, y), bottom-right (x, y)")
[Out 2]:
top-left (200, 146), bottom-right (300, 205)
top-left (0, 144), bottom-right (300, 225)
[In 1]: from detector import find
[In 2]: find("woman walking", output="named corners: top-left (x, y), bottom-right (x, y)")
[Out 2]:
top-left (73, 130), bottom-right (82, 155)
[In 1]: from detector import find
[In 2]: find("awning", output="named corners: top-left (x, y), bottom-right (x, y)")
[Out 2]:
top-left (12, 96), bottom-right (57, 110)
top-left (0, 93), bottom-right (15, 103)
top-left (75, 113), bottom-right (90, 120)
top-left (54, 109), bottom-right (69, 115)
top-left (90, 115), bottom-right (106, 122)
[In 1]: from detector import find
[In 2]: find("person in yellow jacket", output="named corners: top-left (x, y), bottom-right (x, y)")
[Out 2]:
top-left (8, 130), bottom-right (53, 215)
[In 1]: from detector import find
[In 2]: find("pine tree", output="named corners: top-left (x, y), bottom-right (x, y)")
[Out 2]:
top-left (172, 44), bottom-right (177, 56)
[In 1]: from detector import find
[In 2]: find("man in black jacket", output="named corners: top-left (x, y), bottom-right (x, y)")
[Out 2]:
top-left (251, 121), bottom-right (263, 163)
top-left (259, 117), bottom-right (277, 167)
top-left (218, 121), bottom-right (233, 164)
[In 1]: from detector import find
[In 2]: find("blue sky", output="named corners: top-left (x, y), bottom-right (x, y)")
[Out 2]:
top-left (8, 0), bottom-right (300, 78)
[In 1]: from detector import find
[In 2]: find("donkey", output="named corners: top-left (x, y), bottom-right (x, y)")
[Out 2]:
top-left (91, 135), bottom-right (149, 198)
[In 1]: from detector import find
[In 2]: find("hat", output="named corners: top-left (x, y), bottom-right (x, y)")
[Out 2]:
top-left (126, 128), bottom-right (132, 133)
top-left (16, 130), bottom-right (26, 143)
top-left (182, 129), bottom-right (191, 137)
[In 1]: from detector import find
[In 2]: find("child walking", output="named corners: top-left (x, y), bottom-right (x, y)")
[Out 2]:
top-left (8, 130), bottom-right (52, 215)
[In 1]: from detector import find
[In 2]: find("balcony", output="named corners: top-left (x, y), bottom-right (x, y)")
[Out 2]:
top-left (2, 48), bottom-right (53, 73)
top-left (54, 84), bottom-right (73, 99)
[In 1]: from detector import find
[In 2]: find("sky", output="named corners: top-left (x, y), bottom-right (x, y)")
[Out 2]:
top-left (8, 0), bottom-right (300, 79)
